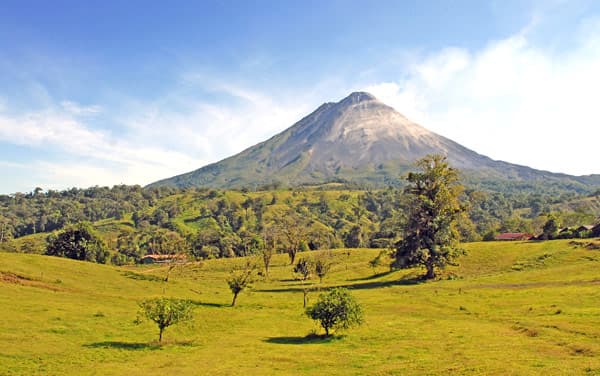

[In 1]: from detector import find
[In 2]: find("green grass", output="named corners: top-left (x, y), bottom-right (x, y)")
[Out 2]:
top-left (2, 239), bottom-right (600, 375)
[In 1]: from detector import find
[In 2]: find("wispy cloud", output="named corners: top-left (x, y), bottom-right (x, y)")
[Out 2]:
top-left (367, 19), bottom-right (600, 175)
top-left (0, 82), bottom-right (313, 191)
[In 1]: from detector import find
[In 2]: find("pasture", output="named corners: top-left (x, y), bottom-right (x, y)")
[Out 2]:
top-left (1, 239), bottom-right (600, 375)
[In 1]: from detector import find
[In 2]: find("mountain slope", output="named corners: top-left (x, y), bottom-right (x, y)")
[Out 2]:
top-left (150, 92), bottom-right (599, 190)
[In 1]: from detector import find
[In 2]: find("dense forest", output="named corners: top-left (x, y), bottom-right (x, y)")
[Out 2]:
top-left (1, 183), bottom-right (599, 264)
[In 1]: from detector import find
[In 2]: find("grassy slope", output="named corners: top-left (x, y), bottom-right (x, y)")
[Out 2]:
top-left (1, 239), bottom-right (600, 375)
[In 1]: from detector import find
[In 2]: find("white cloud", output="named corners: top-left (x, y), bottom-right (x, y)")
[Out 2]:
top-left (0, 86), bottom-right (312, 191)
top-left (367, 26), bottom-right (600, 175)
top-left (119, 82), bottom-right (312, 164)
top-left (60, 101), bottom-right (102, 116)
top-left (0, 103), bottom-right (203, 190)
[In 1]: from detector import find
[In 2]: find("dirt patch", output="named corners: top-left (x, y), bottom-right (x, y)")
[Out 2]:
top-left (0, 271), bottom-right (63, 291)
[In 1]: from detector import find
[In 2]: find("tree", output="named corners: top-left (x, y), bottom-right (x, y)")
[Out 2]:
top-left (45, 222), bottom-right (109, 263)
top-left (227, 260), bottom-right (256, 306)
top-left (393, 155), bottom-right (464, 279)
top-left (306, 288), bottom-right (363, 337)
top-left (314, 251), bottom-right (334, 283)
top-left (260, 227), bottom-right (277, 279)
top-left (137, 298), bottom-right (194, 343)
top-left (541, 215), bottom-right (560, 240)
top-left (272, 210), bottom-right (309, 265)
top-left (294, 258), bottom-right (313, 307)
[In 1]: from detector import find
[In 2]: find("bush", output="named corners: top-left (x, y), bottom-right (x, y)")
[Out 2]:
top-left (306, 288), bottom-right (363, 336)
top-left (137, 298), bottom-right (194, 343)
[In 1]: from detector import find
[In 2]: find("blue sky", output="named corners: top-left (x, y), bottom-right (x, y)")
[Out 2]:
top-left (1, 0), bottom-right (599, 193)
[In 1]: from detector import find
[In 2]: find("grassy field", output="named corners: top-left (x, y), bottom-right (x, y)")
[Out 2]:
top-left (1, 239), bottom-right (600, 375)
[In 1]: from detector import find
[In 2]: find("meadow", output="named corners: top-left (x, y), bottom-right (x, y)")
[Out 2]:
top-left (1, 239), bottom-right (600, 375)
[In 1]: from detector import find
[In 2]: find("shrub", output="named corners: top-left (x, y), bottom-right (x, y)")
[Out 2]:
top-left (306, 288), bottom-right (363, 336)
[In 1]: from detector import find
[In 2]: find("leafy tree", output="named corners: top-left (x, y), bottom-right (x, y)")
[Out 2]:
top-left (227, 260), bottom-right (256, 306)
top-left (541, 215), bottom-right (561, 240)
top-left (137, 298), bottom-right (194, 343)
top-left (393, 155), bottom-right (464, 279)
top-left (306, 288), bottom-right (363, 337)
top-left (45, 222), bottom-right (109, 263)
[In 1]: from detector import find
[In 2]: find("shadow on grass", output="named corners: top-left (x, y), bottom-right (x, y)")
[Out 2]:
top-left (264, 333), bottom-right (339, 345)
top-left (84, 341), bottom-right (160, 350)
top-left (257, 276), bottom-right (424, 293)
top-left (348, 270), bottom-right (396, 281)
top-left (85, 340), bottom-right (196, 350)
top-left (120, 271), bottom-right (163, 282)
top-left (188, 300), bottom-right (228, 308)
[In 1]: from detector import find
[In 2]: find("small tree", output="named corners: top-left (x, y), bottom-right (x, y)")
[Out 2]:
top-left (306, 288), bottom-right (363, 337)
top-left (314, 251), bottom-right (334, 283)
top-left (137, 298), bottom-right (194, 343)
top-left (260, 227), bottom-right (277, 279)
top-left (227, 260), bottom-right (256, 306)
top-left (294, 258), bottom-right (313, 307)
top-left (272, 210), bottom-right (309, 265)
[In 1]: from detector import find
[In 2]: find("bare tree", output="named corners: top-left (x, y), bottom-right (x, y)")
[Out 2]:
top-left (272, 210), bottom-right (309, 265)
top-left (294, 258), bottom-right (313, 308)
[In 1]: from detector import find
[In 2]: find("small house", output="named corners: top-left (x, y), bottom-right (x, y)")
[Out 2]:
top-left (494, 233), bottom-right (534, 241)
top-left (592, 224), bottom-right (600, 238)
top-left (140, 254), bottom-right (187, 264)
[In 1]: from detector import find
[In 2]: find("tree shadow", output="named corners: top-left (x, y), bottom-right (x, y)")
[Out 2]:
top-left (348, 270), bottom-right (396, 281)
top-left (120, 271), bottom-right (163, 282)
top-left (84, 341), bottom-right (160, 350)
top-left (339, 276), bottom-right (424, 290)
top-left (264, 333), bottom-right (338, 345)
top-left (84, 340), bottom-right (196, 350)
top-left (257, 276), bottom-right (423, 293)
top-left (188, 299), bottom-right (228, 308)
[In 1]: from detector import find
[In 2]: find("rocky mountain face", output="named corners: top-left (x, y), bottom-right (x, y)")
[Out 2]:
top-left (149, 92), bottom-right (599, 190)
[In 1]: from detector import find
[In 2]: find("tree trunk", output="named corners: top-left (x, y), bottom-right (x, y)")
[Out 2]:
top-left (324, 326), bottom-right (329, 336)
top-left (159, 327), bottom-right (164, 343)
top-left (425, 262), bottom-right (436, 279)
top-left (231, 292), bottom-right (238, 307)
top-left (289, 250), bottom-right (296, 265)
top-left (303, 289), bottom-right (308, 308)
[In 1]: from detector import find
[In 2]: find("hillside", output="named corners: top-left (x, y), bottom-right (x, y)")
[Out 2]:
top-left (2, 240), bottom-right (600, 375)
top-left (150, 92), bottom-right (600, 192)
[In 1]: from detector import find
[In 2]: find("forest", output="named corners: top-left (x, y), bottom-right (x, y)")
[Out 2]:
top-left (1, 182), bottom-right (599, 264)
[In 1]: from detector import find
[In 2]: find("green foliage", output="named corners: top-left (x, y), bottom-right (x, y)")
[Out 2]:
top-left (541, 215), bottom-right (561, 240)
top-left (3, 182), bottom-right (600, 267)
top-left (45, 222), bottom-right (109, 263)
top-left (137, 298), bottom-right (194, 343)
top-left (306, 288), bottom-right (363, 336)
top-left (394, 155), bottom-right (464, 279)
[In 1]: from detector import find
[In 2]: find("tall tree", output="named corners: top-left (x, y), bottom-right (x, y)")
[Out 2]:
top-left (393, 155), bottom-right (464, 279)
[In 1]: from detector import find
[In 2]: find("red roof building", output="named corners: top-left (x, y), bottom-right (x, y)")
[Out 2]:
top-left (494, 233), bottom-right (534, 241)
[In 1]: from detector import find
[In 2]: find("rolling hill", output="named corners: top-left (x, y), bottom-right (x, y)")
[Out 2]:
top-left (2, 240), bottom-right (600, 375)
